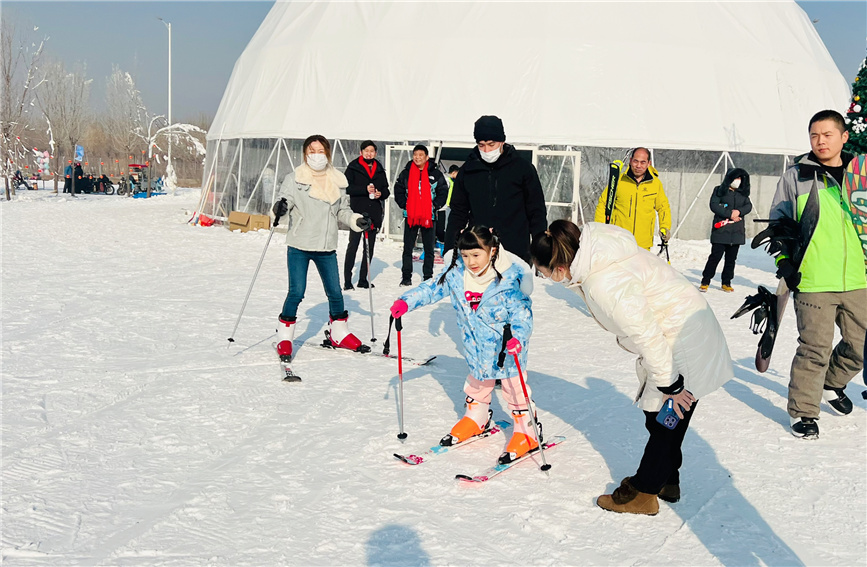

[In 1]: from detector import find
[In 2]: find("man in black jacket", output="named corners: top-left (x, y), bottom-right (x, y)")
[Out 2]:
top-left (700, 167), bottom-right (752, 292)
top-left (444, 115), bottom-right (547, 264)
top-left (394, 145), bottom-right (448, 285)
top-left (343, 140), bottom-right (390, 289)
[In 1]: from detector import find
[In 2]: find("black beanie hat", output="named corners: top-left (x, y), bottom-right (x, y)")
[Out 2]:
top-left (473, 115), bottom-right (505, 142)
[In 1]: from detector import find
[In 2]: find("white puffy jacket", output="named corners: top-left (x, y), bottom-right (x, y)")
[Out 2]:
top-left (565, 223), bottom-right (733, 411)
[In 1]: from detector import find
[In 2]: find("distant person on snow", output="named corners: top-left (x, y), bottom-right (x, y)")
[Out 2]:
top-left (444, 115), bottom-right (548, 265)
top-left (63, 163), bottom-right (73, 193)
top-left (594, 147), bottom-right (672, 250)
top-left (271, 134), bottom-right (373, 361)
top-left (394, 144), bottom-right (448, 286)
top-left (343, 140), bottom-right (390, 290)
top-left (532, 220), bottom-right (733, 516)
top-left (390, 225), bottom-right (539, 464)
top-left (768, 109), bottom-right (866, 439)
top-left (699, 167), bottom-right (753, 292)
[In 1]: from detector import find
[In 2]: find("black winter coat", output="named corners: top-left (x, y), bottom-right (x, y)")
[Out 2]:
top-left (444, 144), bottom-right (548, 263)
top-left (344, 157), bottom-right (390, 228)
top-left (709, 167), bottom-right (753, 245)
top-left (393, 160), bottom-right (448, 215)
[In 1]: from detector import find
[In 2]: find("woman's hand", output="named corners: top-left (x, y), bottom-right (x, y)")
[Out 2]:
top-left (374, 190), bottom-right (382, 199)
top-left (666, 390), bottom-right (696, 419)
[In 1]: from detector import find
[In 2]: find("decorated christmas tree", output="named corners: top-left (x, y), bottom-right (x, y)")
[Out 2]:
top-left (844, 51), bottom-right (867, 155)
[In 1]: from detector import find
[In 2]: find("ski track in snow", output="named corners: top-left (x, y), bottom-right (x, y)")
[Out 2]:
top-left (2, 189), bottom-right (865, 566)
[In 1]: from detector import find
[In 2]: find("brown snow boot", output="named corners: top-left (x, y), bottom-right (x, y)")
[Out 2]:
top-left (658, 483), bottom-right (680, 503)
top-left (622, 475), bottom-right (680, 503)
top-left (596, 477), bottom-right (659, 516)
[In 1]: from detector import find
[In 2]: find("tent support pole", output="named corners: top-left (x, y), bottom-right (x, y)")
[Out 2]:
top-left (271, 138), bottom-right (282, 206)
top-left (336, 139), bottom-right (349, 168)
top-left (191, 125), bottom-right (225, 222)
top-left (237, 140), bottom-right (244, 211)
top-left (242, 141), bottom-right (279, 212)
top-left (574, 152), bottom-right (585, 225)
top-left (670, 151), bottom-right (728, 239)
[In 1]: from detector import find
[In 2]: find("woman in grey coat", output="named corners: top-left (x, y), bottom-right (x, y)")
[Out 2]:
top-left (272, 135), bottom-right (372, 360)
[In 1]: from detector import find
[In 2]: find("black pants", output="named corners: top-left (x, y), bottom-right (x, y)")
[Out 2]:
top-left (631, 400), bottom-right (698, 495)
top-left (436, 210), bottom-right (447, 243)
top-left (344, 229), bottom-right (376, 285)
top-left (402, 224), bottom-right (436, 280)
top-left (701, 243), bottom-right (739, 286)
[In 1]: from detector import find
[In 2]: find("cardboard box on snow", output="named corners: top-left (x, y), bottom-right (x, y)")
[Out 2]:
top-left (228, 211), bottom-right (270, 232)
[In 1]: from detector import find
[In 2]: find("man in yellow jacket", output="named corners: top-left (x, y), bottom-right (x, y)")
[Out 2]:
top-left (594, 147), bottom-right (672, 250)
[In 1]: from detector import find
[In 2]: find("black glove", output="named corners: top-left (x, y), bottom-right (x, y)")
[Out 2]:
top-left (776, 258), bottom-right (801, 292)
top-left (272, 198), bottom-right (288, 221)
top-left (356, 213), bottom-right (372, 231)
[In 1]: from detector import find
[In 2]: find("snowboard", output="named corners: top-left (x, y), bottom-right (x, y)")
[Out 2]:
top-left (843, 154), bottom-right (867, 261)
top-left (734, 178), bottom-right (820, 372)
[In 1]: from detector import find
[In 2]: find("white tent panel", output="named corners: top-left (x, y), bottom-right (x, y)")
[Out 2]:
top-left (210, 1), bottom-right (849, 155)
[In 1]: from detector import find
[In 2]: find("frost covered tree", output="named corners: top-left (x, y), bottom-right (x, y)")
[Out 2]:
top-left (35, 59), bottom-right (92, 195)
top-left (844, 51), bottom-right (867, 155)
top-left (0, 16), bottom-right (46, 199)
top-left (104, 65), bottom-right (145, 166)
top-left (133, 111), bottom-right (206, 196)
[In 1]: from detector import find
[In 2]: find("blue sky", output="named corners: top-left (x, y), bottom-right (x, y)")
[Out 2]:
top-left (4, 1), bottom-right (865, 122)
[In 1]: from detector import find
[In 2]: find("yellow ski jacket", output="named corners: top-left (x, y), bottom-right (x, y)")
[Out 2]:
top-left (594, 166), bottom-right (672, 250)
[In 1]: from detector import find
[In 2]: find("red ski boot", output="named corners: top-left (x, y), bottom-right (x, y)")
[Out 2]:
top-left (326, 312), bottom-right (371, 353)
top-left (276, 316), bottom-right (296, 361)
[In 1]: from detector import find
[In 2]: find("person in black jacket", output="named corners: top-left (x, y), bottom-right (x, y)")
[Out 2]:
top-left (343, 140), bottom-right (390, 289)
top-left (444, 115), bottom-right (547, 265)
top-left (700, 167), bottom-right (753, 292)
top-left (394, 145), bottom-right (448, 285)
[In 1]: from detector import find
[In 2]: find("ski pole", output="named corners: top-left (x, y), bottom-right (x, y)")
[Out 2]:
top-left (395, 316), bottom-right (407, 440)
top-left (364, 229), bottom-right (376, 342)
top-left (503, 324), bottom-right (550, 474)
top-left (227, 200), bottom-right (285, 345)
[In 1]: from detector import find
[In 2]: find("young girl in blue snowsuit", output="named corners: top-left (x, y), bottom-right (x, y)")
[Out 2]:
top-left (390, 226), bottom-right (538, 464)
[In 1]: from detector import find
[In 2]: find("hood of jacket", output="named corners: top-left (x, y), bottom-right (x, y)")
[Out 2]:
top-left (568, 223), bottom-right (641, 285)
top-left (794, 151), bottom-right (855, 184)
top-left (715, 167), bottom-right (751, 198)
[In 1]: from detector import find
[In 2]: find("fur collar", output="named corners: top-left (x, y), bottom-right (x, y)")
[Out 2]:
top-left (295, 163), bottom-right (348, 204)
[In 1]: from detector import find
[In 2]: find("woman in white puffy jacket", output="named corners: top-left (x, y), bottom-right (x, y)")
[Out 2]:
top-left (531, 220), bottom-right (733, 516)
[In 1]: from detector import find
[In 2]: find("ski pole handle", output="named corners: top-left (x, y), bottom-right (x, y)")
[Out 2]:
top-left (497, 324), bottom-right (512, 369)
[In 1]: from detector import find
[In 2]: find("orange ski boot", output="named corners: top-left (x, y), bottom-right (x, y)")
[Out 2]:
top-left (440, 396), bottom-right (492, 446)
top-left (498, 408), bottom-right (541, 464)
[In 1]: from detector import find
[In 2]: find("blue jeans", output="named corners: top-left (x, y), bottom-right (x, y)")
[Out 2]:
top-left (281, 247), bottom-right (345, 320)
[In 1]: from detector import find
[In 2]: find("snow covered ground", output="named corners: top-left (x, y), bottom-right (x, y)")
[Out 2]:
top-left (2, 188), bottom-right (865, 566)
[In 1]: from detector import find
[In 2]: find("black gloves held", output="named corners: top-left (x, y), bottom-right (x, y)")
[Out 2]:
top-left (776, 258), bottom-right (801, 292)
top-left (272, 198), bottom-right (288, 220)
top-left (356, 213), bottom-right (372, 231)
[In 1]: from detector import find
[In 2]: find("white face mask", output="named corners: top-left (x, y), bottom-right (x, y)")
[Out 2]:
top-left (730, 178), bottom-right (741, 189)
top-left (307, 153), bottom-right (328, 171)
top-left (480, 147), bottom-right (501, 164)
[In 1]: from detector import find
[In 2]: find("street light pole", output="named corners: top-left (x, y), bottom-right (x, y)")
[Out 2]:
top-left (158, 17), bottom-right (172, 190)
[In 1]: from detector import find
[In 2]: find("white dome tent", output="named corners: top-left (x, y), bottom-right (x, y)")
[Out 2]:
top-left (196, 0), bottom-right (849, 240)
